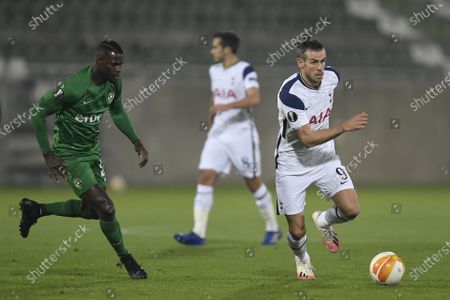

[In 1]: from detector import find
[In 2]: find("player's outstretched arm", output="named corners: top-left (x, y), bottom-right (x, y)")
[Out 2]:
top-left (209, 87), bottom-right (260, 115)
top-left (297, 112), bottom-right (368, 147)
top-left (109, 99), bottom-right (148, 167)
top-left (227, 87), bottom-right (260, 109)
top-left (31, 89), bottom-right (68, 181)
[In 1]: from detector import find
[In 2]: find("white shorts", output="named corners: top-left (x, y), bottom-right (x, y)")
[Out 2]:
top-left (275, 158), bottom-right (354, 215)
top-left (198, 126), bottom-right (261, 178)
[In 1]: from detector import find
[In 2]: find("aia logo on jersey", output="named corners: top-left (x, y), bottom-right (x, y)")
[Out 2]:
top-left (107, 92), bottom-right (115, 104)
top-left (213, 88), bottom-right (237, 99)
top-left (310, 107), bottom-right (331, 125)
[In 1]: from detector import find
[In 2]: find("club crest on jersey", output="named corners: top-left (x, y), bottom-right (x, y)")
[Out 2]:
top-left (53, 82), bottom-right (64, 100)
top-left (287, 111), bottom-right (298, 122)
top-left (74, 178), bottom-right (83, 190)
top-left (107, 92), bottom-right (115, 104)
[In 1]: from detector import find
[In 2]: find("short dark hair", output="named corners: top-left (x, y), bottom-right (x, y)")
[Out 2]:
top-left (96, 40), bottom-right (123, 57)
top-left (296, 39), bottom-right (324, 60)
top-left (213, 32), bottom-right (239, 54)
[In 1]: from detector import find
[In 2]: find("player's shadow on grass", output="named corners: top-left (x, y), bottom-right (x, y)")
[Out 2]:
top-left (151, 239), bottom-right (254, 259)
top-left (150, 243), bottom-right (239, 259)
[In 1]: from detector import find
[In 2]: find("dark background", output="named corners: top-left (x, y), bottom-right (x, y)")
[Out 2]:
top-left (0, 0), bottom-right (449, 187)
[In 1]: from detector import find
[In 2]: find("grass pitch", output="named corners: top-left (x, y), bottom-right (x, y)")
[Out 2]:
top-left (1, 185), bottom-right (450, 299)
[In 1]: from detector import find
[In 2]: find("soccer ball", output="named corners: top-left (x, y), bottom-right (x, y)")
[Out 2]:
top-left (109, 175), bottom-right (127, 192)
top-left (369, 251), bottom-right (405, 285)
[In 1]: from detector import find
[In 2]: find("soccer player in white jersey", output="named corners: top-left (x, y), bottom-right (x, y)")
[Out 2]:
top-left (174, 32), bottom-right (281, 246)
top-left (275, 40), bottom-right (368, 280)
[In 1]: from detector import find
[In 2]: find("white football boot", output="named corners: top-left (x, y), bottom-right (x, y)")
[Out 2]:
top-left (295, 255), bottom-right (316, 280)
top-left (312, 210), bottom-right (340, 253)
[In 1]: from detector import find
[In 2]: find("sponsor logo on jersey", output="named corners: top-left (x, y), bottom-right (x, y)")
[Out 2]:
top-left (309, 107), bottom-right (331, 125)
top-left (287, 111), bottom-right (298, 122)
top-left (107, 92), bottom-right (115, 104)
top-left (75, 113), bottom-right (103, 124)
top-left (213, 88), bottom-right (237, 99)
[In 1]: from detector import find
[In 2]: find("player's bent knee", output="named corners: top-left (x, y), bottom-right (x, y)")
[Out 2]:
top-left (96, 196), bottom-right (116, 220)
top-left (336, 191), bottom-right (360, 220)
top-left (81, 185), bottom-right (116, 221)
top-left (342, 205), bottom-right (360, 220)
top-left (244, 177), bottom-right (262, 193)
top-left (289, 226), bottom-right (306, 240)
top-left (198, 170), bottom-right (217, 186)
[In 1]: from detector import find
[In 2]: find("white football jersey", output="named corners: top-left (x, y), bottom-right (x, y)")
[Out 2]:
top-left (275, 67), bottom-right (340, 171)
top-left (209, 61), bottom-right (259, 135)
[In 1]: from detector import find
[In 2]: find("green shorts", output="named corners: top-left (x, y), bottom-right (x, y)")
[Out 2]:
top-left (65, 157), bottom-right (107, 197)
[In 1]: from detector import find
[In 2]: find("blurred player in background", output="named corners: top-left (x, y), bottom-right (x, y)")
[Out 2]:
top-left (275, 40), bottom-right (368, 279)
top-left (19, 40), bottom-right (149, 279)
top-left (175, 32), bottom-right (281, 246)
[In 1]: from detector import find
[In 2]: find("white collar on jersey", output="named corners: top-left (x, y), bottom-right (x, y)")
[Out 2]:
top-left (222, 59), bottom-right (240, 70)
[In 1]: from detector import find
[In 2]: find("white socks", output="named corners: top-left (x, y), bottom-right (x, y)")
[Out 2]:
top-left (317, 205), bottom-right (353, 228)
top-left (287, 232), bottom-right (310, 261)
top-left (192, 183), bottom-right (279, 238)
top-left (192, 184), bottom-right (213, 239)
top-left (253, 184), bottom-right (279, 232)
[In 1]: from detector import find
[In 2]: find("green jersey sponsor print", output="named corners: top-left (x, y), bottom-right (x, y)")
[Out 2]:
top-left (39, 66), bottom-right (122, 158)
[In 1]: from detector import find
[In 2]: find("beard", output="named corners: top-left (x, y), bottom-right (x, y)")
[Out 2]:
top-left (305, 73), bottom-right (322, 87)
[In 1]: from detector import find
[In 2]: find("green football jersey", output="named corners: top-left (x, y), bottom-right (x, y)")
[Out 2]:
top-left (33, 65), bottom-right (138, 160)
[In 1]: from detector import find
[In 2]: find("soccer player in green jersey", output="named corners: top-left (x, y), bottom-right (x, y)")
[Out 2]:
top-left (19, 40), bottom-right (149, 279)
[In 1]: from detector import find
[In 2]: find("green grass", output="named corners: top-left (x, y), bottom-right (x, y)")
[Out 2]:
top-left (1, 186), bottom-right (450, 299)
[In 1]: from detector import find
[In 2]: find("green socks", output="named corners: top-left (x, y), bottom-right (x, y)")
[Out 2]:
top-left (100, 218), bottom-right (129, 257)
top-left (42, 200), bottom-right (128, 258)
top-left (41, 200), bottom-right (82, 218)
